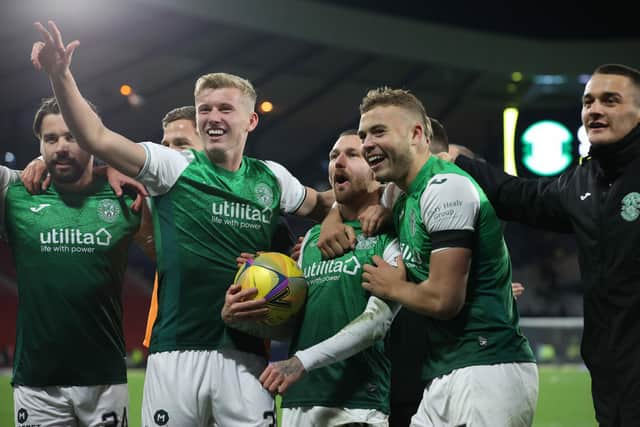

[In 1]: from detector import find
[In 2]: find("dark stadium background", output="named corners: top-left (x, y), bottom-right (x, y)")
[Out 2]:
top-left (1, 1), bottom-right (639, 413)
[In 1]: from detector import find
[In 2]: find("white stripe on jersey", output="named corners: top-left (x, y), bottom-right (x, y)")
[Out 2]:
top-left (421, 173), bottom-right (480, 233)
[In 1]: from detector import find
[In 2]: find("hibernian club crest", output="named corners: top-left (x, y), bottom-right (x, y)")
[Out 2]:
top-left (255, 183), bottom-right (274, 208)
top-left (621, 192), bottom-right (640, 222)
top-left (356, 234), bottom-right (377, 250)
top-left (97, 199), bottom-right (121, 223)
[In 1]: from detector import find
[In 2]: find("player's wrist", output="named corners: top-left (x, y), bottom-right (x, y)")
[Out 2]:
top-left (291, 356), bottom-right (305, 372)
top-left (388, 279), bottom-right (413, 305)
top-left (60, 67), bottom-right (74, 79)
top-left (293, 350), bottom-right (314, 371)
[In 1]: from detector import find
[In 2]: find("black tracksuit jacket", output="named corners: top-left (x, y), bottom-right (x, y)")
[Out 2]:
top-left (456, 125), bottom-right (640, 426)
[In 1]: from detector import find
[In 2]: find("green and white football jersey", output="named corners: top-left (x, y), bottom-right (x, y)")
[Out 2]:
top-left (137, 143), bottom-right (306, 356)
top-left (282, 221), bottom-right (399, 413)
top-left (388, 156), bottom-right (535, 382)
top-left (0, 167), bottom-right (19, 235)
top-left (2, 171), bottom-right (140, 386)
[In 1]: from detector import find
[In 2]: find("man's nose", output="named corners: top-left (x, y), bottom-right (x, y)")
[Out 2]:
top-left (334, 152), bottom-right (348, 166)
top-left (587, 100), bottom-right (605, 116)
top-left (53, 140), bottom-right (71, 155)
top-left (362, 135), bottom-right (375, 149)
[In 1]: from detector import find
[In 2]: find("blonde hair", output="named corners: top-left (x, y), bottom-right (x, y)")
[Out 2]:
top-left (194, 72), bottom-right (257, 109)
top-left (360, 87), bottom-right (432, 139)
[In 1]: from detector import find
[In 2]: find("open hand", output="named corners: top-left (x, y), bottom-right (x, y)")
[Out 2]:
top-left (358, 205), bottom-right (391, 236)
top-left (21, 157), bottom-right (49, 194)
top-left (100, 166), bottom-right (148, 213)
top-left (31, 20), bottom-right (79, 76)
top-left (221, 284), bottom-right (268, 326)
top-left (362, 255), bottom-right (406, 299)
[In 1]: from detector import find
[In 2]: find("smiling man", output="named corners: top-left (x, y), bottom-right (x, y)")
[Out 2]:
top-left (448, 63), bottom-right (640, 427)
top-left (356, 87), bottom-right (537, 427)
top-left (31, 20), bottom-right (336, 426)
top-left (1, 97), bottom-right (140, 426)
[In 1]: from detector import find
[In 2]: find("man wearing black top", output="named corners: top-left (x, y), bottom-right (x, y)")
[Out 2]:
top-left (448, 63), bottom-right (640, 427)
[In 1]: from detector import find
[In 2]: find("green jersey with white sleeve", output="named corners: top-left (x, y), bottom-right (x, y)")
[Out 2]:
top-left (282, 221), bottom-right (400, 413)
top-left (2, 169), bottom-right (140, 386)
top-left (389, 156), bottom-right (535, 382)
top-left (136, 143), bottom-right (306, 356)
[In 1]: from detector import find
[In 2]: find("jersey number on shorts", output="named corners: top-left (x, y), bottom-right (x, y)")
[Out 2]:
top-left (102, 407), bottom-right (128, 426)
top-left (263, 410), bottom-right (275, 427)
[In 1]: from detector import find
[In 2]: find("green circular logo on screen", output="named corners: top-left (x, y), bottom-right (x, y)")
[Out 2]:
top-left (521, 120), bottom-right (574, 176)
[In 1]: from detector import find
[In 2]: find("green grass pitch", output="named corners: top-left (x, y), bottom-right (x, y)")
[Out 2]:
top-left (0, 366), bottom-right (595, 426)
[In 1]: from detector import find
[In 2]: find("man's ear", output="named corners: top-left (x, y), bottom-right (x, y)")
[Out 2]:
top-left (410, 122), bottom-right (425, 147)
top-left (247, 111), bottom-right (259, 132)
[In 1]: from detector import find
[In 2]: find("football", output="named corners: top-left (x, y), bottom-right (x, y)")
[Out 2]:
top-left (234, 252), bottom-right (307, 327)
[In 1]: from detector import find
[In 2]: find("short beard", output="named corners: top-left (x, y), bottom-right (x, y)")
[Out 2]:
top-left (47, 160), bottom-right (85, 184)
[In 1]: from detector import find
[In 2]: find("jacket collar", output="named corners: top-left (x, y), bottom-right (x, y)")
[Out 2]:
top-left (588, 124), bottom-right (640, 181)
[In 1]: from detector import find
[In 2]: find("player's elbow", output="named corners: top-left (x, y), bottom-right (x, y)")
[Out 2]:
top-left (357, 310), bottom-right (393, 343)
top-left (370, 320), bottom-right (391, 342)
top-left (430, 297), bottom-right (464, 320)
top-left (299, 188), bottom-right (334, 222)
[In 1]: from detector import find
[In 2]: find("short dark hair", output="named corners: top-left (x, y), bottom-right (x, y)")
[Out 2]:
top-left (429, 118), bottom-right (449, 154)
top-left (339, 129), bottom-right (358, 138)
top-left (161, 105), bottom-right (196, 129)
top-left (593, 64), bottom-right (640, 87)
top-left (592, 64), bottom-right (640, 106)
top-left (32, 97), bottom-right (98, 139)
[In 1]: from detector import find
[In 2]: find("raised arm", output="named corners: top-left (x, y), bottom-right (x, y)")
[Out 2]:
top-left (455, 155), bottom-right (572, 233)
top-left (31, 21), bottom-right (145, 177)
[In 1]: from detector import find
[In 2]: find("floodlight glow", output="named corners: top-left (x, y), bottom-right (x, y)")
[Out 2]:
top-left (127, 93), bottom-right (144, 108)
top-left (521, 120), bottom-right (573, 176)
top-left (259, 101), bottom-right (274, 113)
top-left (503, 107), bottom-right (519, 176)
top-left (120, 84), bottom-right (132, 96)
top-left (533, 75), bottom-right (568, 85)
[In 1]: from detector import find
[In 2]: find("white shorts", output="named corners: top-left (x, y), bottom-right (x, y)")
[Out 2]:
top-left (282, 406), bottom-right (388, 427)
top-left (142, 349), bottom-right (275, 427)
top-left (411, 362), bottom-right (538, 427)
top-left (13, 383), bottom-right (128, 426)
